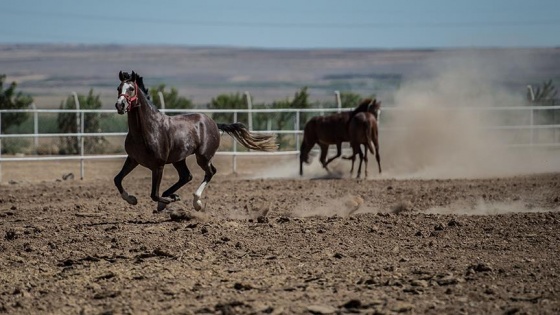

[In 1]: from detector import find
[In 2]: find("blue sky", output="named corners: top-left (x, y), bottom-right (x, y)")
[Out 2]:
top-left (1, 0), bottom-right (559, 49)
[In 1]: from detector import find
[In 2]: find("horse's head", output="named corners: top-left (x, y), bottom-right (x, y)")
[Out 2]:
top-left (349, 98), bottom-right (381, 122)
top-left (368, 99), bottom-right (381, 120)
top-left (115, 70), bottom-right (143, 114)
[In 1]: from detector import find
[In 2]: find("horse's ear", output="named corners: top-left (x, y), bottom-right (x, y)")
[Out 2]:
top-left (119, 71), bottom-right (131, 81)
top-left (131, 71), bottom-right (137, 82)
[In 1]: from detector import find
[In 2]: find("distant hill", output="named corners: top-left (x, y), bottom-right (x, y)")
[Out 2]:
top-left (1, 44), bottom-right (559, 108)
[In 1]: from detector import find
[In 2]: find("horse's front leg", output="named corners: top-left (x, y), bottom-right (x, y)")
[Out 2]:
top-left (151, 165), bottom-right (173, 211)
top-left (114, 156), bottom-right (139, 205)
top-left (318, 144), bottom-right (330, 172)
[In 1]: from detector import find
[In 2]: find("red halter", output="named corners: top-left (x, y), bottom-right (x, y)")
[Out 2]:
top-left (119, 81), bottom-right (139, 112)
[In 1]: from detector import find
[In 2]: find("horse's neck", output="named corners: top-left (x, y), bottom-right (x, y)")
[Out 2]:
top-left (347, 104), bottom-right (367, 122)
top-left (127, 92), bottom-right (163, 136)
top-left (353, 104), bottom-right (368, 115)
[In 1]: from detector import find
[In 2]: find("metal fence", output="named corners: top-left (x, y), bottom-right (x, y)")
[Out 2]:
top-left (1, 103), bottom-right (560, 182)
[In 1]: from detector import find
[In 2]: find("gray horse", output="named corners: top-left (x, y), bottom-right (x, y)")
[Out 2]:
top-left (114, 71), bottom-right (276, 211)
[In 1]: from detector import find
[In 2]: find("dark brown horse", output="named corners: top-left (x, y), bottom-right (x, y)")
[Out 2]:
top-left (299, 98), bottom-right (381, 176)
top-left (114, 71), bottom-right (276, 211)
top-left (344, 108), bottom-right (382, 178)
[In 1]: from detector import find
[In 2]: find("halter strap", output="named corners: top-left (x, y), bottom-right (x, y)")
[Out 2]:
top-left (120, 81), bottom-right (140, 112)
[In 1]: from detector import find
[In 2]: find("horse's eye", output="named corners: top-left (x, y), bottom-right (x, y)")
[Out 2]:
top-left (129, 87), bottom-right (135, 91)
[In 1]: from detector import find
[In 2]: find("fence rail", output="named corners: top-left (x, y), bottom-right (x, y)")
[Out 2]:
top-left (1, 103), bottom-right (560, 182)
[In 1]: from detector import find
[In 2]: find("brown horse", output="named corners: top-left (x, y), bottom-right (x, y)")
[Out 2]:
top-left (299, 98), bottom-right (381, 176)
top-left (114, 71), bottom-right (276, 211)
top-left (344, 102), bottom-right (381, 178)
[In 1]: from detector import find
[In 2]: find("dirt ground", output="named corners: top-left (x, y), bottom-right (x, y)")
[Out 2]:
top-left (0, 157), bottom-right (559, 314)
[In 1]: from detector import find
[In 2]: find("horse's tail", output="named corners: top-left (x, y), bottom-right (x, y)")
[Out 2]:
top-left (299, 140), bottom-right (306, 176)
top-left (366, 120), bottom-right (375, 155)
top-left (217, 123), bottom-right (277, 152)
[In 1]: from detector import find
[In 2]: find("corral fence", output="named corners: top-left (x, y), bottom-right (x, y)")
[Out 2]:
top-left (1, 93), bottom-right (559, 182)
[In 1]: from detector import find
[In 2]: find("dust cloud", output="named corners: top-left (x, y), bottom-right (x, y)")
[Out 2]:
top-left (252, 50), bottom-right (559, 181)
top-left (292, 193), bottom-right (375, 217)
top-left (291, 196), bottom-right (558, 218)
top-left (380, 51), bottom-right (560, 179)
top-left (249, 153), bottom-right (350, 179)
top-left (252, 51), bottom-right (560, 217)
top-left (425, 199), bottom-right (559, 215)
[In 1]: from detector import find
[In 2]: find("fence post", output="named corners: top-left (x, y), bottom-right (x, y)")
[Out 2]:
top-left (530, 108), bottom-right (534, 147)
top-left (335, 90), bottom-right (342, 113)
top-left (526, 85), bottom-right (535, 102)
top-left (526, 85), bottom-right (535, 148)
top-left (31, 103), bottom-right (38, 153)
top-left (244, 91), bottom-right (252, 131)
top-left (80, 111), bottom-right (85, 180)
top-left (72, 92), bottom-right (83, 179)
top-left (232, 111), bottom-right (238, 174)
top-left (295, 110), bottom-right (300, 151)
top-left (158, 91), bottom-right (165, 113)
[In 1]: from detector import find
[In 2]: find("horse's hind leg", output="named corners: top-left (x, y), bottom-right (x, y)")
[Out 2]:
top-left (363, 144), bottom-right (369, 178)
top-left (114, 156), bottom-right (139, 205)
top-left (193, 155), bottom-right (217, 211)
top-left (356, 145), bottom-right (365, 179)
top-left (162, 160), bottom-right (193, 201)
top-left (374, 136), bottom-right (381, 174)
top-left (325, 143), bottom-right (342, 167)
top-left (318, 143), bottom-right (330, 172)
top-left (344, 147), bottom-right (356, 175)
top-left (346, 142), bottom-right (359, 176)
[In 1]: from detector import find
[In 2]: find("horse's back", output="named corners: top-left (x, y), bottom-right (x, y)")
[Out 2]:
top-left (168, 113), bottom-right (220, 160)
top-left (174, 112), bottom-right (219, 140)
top-left (305, 113), bottom-right (349, 144)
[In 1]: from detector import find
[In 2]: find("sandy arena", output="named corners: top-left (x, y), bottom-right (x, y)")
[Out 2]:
top-left (0, 155), bottom-right (559, 315)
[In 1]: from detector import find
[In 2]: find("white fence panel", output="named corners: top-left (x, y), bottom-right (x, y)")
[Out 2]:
top-left (1, 105), bottom-right (560, 182)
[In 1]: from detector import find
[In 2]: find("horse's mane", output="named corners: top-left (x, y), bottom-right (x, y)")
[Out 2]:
top-left (132, 72), bottom-right (151, 101)
top-left (348, 98), bottom-right (375, 121)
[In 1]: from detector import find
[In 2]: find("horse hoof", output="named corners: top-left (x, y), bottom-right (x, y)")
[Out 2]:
top-left (170, 194), bottom-right (181, 202)
top-left (193, 199), bottom-right (203, 211)
top-left (157, 202), bottom-right (167, 212)
top-left (122, 193), bottom-right (138, 205)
